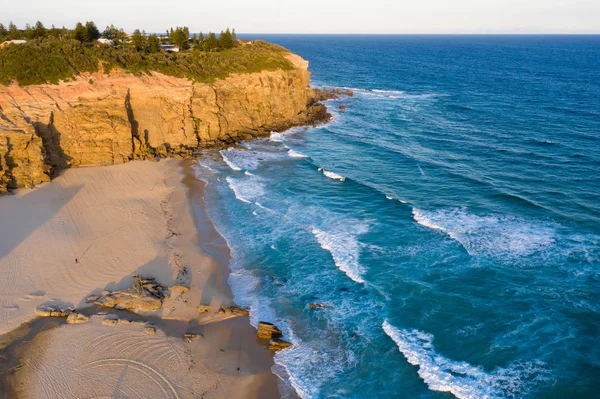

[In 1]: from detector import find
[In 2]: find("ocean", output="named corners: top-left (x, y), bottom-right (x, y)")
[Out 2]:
top-left (194, 35), bottom-right (600, 398)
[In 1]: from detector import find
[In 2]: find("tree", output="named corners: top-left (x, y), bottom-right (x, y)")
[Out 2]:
top-left (24, 24), bottom-right (34, 40)
top-left (72, 22), bottom-right (87, 42)
top-left (7, 22), bottom-right (21, 40)
top-left (0, 23), bottom-right (7, 37)
top-left (204, 32), bottom-right (219, 51)
top-left (131, 29), bottom-right (146, 52)
top-left (231, 29), bottom-right (238, 46)
top-left (171, 27), bottom-right (189, 51)
top-left (33, 21), bottom-right (47, 39)
top-left (85, 21), bottom-right (100, 41)
top-left (219, 28), bottom-right (233, 50)
top-left (148, 34), bottom-right (160, 53)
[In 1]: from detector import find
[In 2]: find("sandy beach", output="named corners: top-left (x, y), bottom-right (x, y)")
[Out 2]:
top-left (0, 159), bottom-right (279, 398)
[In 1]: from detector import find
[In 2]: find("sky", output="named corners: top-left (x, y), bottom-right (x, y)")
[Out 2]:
top-left (3, 0), bottom-right (600, 34)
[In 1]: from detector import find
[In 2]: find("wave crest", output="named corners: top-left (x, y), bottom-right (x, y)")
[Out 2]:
top-left (382, 320), bottom-right (550, 399)
top-left (311, 225), bottom-right (368, 283)
top-left (412, 208), bottom-right (556, 258)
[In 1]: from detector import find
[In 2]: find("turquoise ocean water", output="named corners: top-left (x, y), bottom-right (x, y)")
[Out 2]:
top-left (195, 36), bottom-right (600, 398)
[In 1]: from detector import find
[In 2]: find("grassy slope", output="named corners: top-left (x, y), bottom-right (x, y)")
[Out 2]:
top-left (0, 39), bottom-right (294, 86)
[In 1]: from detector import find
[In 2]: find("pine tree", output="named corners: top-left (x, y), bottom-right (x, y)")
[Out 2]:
top-left (7, 21), bottom-right (21, 40)
top-left (148, 34), bottom-right (160, 53)
top-left (219, 28), bottom-right (233, 49)
top-left (72, 22), bottom-right (88, 42)
top-left (0, 23), bottom-right (6, 37)
top-left (231, 29), bottom-right (237, 46)
top-left (131, 29), bottom-right (146, 52)
top-left (24, 24), bottom-right (34, 40)
top-left (171, 27), bottom-right (189, 51)
top-left (182, 27), bottom-right (190, 50)
top-left (85, 21), bottom-right (100, 41)
top-left (33, 21), bottom-right (47, 38)
top-left (204, 32), bottom-right (219, 51)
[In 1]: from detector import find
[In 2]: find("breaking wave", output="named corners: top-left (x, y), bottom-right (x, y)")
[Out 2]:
top-left (382, 320), bottom-right (551, 399)
top-left (411, 208), bottom-right (556, 258)
top-left (311, 224), bottom-right (368, 283)
top-left (318, 168), bottom-right (346, 181)
top-left (220, 150), bottom-right (243, 171)
top-left (288, 149), bottom-right (308, 158)
top-left (226, 176), bottom-right (265, 204)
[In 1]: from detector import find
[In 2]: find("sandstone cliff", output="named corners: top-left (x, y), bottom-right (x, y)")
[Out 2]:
top-left (0, 53), bottom-right (328, 193)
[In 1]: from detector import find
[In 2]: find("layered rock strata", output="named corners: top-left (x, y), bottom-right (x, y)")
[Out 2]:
top-left (0, 53), bottom-right (329, 192)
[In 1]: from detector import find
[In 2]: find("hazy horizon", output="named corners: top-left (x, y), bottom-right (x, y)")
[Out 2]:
top-left (4, 0), bottom-right (600, 35)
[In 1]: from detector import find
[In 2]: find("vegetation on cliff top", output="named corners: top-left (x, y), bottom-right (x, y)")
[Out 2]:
top-left (0, 21), bottom-right (294, 86)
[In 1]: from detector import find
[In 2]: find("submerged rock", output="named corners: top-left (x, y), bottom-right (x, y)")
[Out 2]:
top-left (339, 105), bottom-right (346, 110)
top-left (257, 322), bottom-right (283, 340)
top-left (309, 303), bottom-right (326, 310)
top-left (269, 338), bottom-right (293, 351)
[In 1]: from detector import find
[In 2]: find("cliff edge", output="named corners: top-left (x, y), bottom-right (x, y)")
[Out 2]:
top-left (0, 53), bottom-right (328, 193)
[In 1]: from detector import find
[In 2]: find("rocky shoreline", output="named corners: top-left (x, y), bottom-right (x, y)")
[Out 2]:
top-left (0, 52), bottom-right (338, 194)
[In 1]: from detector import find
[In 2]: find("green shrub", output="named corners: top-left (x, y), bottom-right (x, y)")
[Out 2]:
top-left (0, 37), bottom-right (294, 86)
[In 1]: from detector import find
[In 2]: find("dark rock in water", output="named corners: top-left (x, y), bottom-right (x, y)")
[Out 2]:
top-left (269, 338), bottom-right (292, 351)
top-left (339, 105), bottom-right (346, 110)
top-left (339, 287), bottom-right (350, 292)
top-left (309, 303), bottom-right (326, 309)
top-left (312, 88), bottom-right (354, 101)
top-left (257, 322), bottom-right (283, 339)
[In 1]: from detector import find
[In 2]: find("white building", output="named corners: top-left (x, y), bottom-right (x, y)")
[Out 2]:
top-left (0, 40), bottom-right (27, 49)
top-left (97, 38), bottom-right (115, 47)
top-left (159, 44), bottom-right (179, 52)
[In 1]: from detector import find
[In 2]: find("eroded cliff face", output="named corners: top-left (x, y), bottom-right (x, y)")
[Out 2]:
top-left (0, 53), bottom-right (327, 192)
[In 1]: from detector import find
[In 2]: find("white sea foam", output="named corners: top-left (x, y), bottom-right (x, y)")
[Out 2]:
top-left (220, 150), bottom-right (242, 171)
top-left (412, 208), bottom-right (556, 258)
top-left (320, 169), bottom-right (346, 181)
top-left (288, 149), bottom-right (308, 158)
top-left (311, 225), bottom-right (368, 283)
top-left (197, 162), bottom-right (217, 173)
top-left (270, 131), bottom-right (285, 142)
top-left (386, 195), bottom-right (393, 200)
top-left (382, 320), bottom-right (550, 399)
top-left (226, 176), bottom-right (265, 204)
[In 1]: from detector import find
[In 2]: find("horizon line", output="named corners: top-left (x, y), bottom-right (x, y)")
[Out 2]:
top-left (234, 32), bottom-right (600, 36)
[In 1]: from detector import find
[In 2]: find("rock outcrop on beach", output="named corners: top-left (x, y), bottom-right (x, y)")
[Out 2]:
top-left (0, 53), bottom-right (330, 192)
top-left (93, 275), bottom-right (165, 313)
